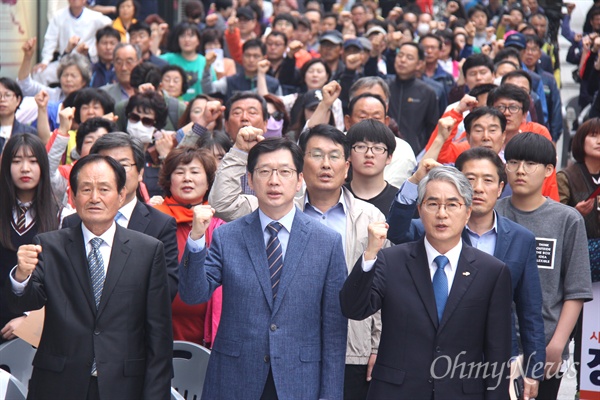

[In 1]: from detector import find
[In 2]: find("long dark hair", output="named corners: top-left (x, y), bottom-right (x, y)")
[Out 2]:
top-left (0, 135), bottom-right (60, 250)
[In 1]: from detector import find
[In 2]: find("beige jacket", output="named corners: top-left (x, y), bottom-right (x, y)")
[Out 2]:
top-left (208, 149), bottom-right (389, 364)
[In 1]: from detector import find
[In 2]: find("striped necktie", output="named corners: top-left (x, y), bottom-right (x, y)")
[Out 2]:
top-left (88, 237), bottom-right (105, 375)
top-left (266, 222), bottom-right (284, 299)
top-left (15, 205), bottom-right (28, 234)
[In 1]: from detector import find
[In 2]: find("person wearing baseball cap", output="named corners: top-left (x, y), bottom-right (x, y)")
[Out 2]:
top-left (319, 30), bottom-right (344, 75)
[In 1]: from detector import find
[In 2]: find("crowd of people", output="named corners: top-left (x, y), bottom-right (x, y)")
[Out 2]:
top-left (1, 0), bottom-right (599, 398)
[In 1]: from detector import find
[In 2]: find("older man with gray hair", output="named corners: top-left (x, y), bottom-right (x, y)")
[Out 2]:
top-left (341, 166), bottom-right (513, 399)
top-left (101, 43), bottom-right (143, 103)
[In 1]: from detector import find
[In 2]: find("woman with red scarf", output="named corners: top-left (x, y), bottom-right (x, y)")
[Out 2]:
top-left (154, 146), bottom-right (224, 347)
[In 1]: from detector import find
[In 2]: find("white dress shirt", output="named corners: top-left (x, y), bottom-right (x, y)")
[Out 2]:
top-left (114, 197), bottom-right (137, 228)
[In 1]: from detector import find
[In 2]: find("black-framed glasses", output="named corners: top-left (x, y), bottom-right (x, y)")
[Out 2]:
top-left (495, 105), bottom-right (523, 114)
top-left (120, 162), bottom-right (137, 172)
top-left (352, 144), bottom-right (388, 155)
top-left (128, 112), bottom-right (156, 127)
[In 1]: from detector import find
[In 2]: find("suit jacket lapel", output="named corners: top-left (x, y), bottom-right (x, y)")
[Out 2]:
top-left (493, 216), bottom-right (511, 261)
top-left (127, 201), bottom-right (150, 233)
top-left (272, 211), bottom-right (309, 315)
top-left (407, 240), bottom-right (439, 328)
top-left (66, 224), bottom-right (97, 315)
top-left (439, 244), bottom-right (478, 332)
top-left (97, 226), bottom-right (132, 318)
top-left (243, 211), bottom-right (274, 310)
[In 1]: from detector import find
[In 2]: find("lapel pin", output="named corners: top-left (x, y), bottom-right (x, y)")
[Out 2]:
top-left (462, 272), bottom-right (470, 276)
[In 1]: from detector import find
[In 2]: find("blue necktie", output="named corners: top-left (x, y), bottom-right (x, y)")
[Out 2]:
top-left (114, 211), bottom-right (123, 223)
top-left (266, 222), bottom-right (284, 299)
top-left (433, 255), bottom-right (449, 323)
top-left (88, 237), bottom-right (105, 375)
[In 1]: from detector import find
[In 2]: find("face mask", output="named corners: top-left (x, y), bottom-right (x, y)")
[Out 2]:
top-left (494, 76), bottom-right (503, 86)
top-left (265, 115), bottom-right (284, 138)
top-left (417, 23), bottom-right (430, 36)
top-left (127, 121), bottom-right (154, 144)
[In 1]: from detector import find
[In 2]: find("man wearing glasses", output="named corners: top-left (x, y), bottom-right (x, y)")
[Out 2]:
top-left (178, 137), bottom-right (348, 399)
top-left (208, 123), bottom-right (388, 399)
top-left (345, 119), bottom-right (398, 216)
top-left (486, 84), bottom-right (560, 201)
top-left (341, 166), bottom-right (513, 399)
top-left (495, 132), bottom-right (592, 399)
top-left (486, 84), bottom-right (552, 149)
top-left (387, 147), bottom-right (546, 399)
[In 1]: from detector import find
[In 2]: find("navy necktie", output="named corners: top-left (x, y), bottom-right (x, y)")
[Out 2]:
top-left (433, 255), bottom-right (449, 323)
top-left (266, 222), bottom-right (284, 299)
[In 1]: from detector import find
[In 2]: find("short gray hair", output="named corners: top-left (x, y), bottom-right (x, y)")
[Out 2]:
top-left (417, 166), bottom-right (473, 207)
top-left (113, 43), bottom-right (142, 61)
top-left (57, 53), bottom-right (92, 85)
top-left (349, 77), bottom-right (391, 105)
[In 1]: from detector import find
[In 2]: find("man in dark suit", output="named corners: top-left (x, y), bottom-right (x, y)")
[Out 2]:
top-left (340, 166), bottom-right (513, 400)
top-left (4, 154), bottom-right (172, 400)
top-left (61, 132), bottom-right (179, 300)
top-left (387, 148), bottom-right (546, 399)
top-left (179, 137), bottom-right (348, 399)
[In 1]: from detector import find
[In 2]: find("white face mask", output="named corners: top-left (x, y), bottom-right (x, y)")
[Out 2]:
top-left (127, 121), bottom-right (154, 144)
top-left (417, 23), bottom-right (430, 36)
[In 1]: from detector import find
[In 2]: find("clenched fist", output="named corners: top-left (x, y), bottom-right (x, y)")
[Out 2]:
top-left (234, 126), bottom-right (265, 152)
top-left (16, 244), bottom-right (42, 283)
top-left (190, 205), bottom-right (216, 240)
top-left (365, 221), bottom-right (389, 261)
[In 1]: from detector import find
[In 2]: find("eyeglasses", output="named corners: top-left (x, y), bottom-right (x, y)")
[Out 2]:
top-left (305, 150), bottom-right (344, 162)
top-left (120, 162), bottom-right (137, 172)
top-left (352, 144), bottom-right (388, 155)
top-left (421, 201), bottom-right (464, 213)
top-left (0, 92), bottom-right (16, 100)
top-left (505, 160), bottom-right (540, 174)
top-left (253, 167), bottom-right (297, 179)
top-left (495, 105), bottom-right (523, 114)
top-left (128, 112), bottom-right (156, 127)
top-left (114, 58), bottom-right (138, 67)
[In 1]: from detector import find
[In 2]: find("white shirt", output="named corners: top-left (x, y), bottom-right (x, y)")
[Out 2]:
top-left (40, 6), bottom-right (112, 64)
top-left (0, 125), bottom-right (12, 141)
top-left (81, 222), bottom-right (117, 275)
top-left (115, 197), bottom-right (137, 228)
top-left (423, 237), bottom-right (462, 294)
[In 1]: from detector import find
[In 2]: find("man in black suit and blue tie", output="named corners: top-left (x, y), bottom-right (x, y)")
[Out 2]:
top-left (340, 166), bottom-right (513, 400)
